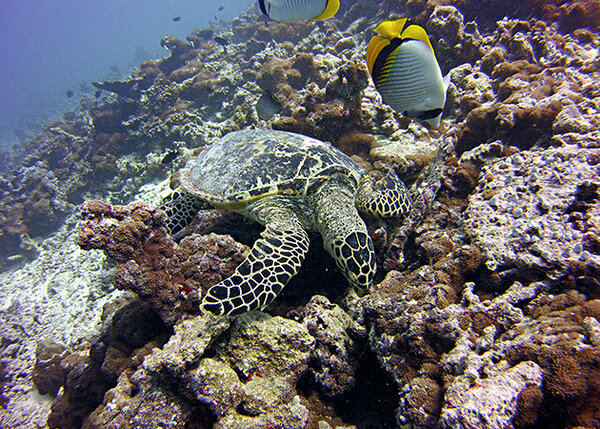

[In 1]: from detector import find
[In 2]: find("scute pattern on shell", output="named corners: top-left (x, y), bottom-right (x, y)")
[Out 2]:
top-left (179, 129), bottom-right (366, 207)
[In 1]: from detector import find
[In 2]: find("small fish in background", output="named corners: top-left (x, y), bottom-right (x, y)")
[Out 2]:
top-left (161, 150), bottom-right (178, 165)
top-left (256, 91), bottom-right (283, 120)
top-left (214, 36), bottom-right (228, 46)
top-left (214, 36), bottom-right (229, 54)
top-left (66, 90), bottom-right (74, 98)
top-left (258, 0), bottom-right (339, 22)
top-left (366, 18), bottom-right (449, 128)
top-left (218, 6), bottom-right (224, 11)
top-left (214, 16), bottom-right (217, 21)
top-left (172, 16), bottom-right (182, 22)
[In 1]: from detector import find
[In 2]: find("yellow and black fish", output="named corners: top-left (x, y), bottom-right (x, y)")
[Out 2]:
top-left (366, 18), bottom-right (449, 128)
top-left (258, 0), bottom-right (340, 22)
top-left (256, 90), bottom-right (283, 120)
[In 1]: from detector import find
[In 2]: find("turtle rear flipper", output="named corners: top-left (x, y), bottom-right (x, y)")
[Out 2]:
top-left (200, 206), bottom-right (309, 316)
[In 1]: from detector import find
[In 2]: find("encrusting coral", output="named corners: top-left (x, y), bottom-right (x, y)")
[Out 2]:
top-left (78, 200), bottom-right (248, 325)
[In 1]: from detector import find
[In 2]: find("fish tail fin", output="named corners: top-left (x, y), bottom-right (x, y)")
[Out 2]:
top-left (258, 0), bottom-right (268, 16)
top-left (313, 0), bottom-right (340, 20)
top-left (373, 18), bottom-right (409, 40)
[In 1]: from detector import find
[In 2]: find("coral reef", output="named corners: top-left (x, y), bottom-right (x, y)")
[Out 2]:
top-left (40, 299), bottom-right (170, 429)
top-left (78, 200), bottom-right (248, 325)
top-left (449, 12), bottom-right (600, 154)
top-left (464, 139), bottom-right (600, 284)
top-left (300, 295), bottom-right (362, 397)
top-left (87, 313), bottom-right (315, 428)
top-left (2, 1), bottom-right (600, 427)
top-left (406, 0), bottom-right (600, 33)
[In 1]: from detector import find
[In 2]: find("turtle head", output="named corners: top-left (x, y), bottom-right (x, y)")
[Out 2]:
top-left (330, 231), bottom-right (376, 293)
top-left (356, 168), bottom-right (412, 218)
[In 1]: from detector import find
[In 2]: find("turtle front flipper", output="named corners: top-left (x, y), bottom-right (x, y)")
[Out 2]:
top-left (316, 177), bottom-right (376, 293)
top-left (200, 207), bottom-right (309, 316)
top-left (356, 168), bottom-right (412, 218)
top-left (160, 190), bottom-right (205, 235)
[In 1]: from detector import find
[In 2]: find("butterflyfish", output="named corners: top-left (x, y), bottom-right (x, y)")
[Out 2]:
top-left (258, 0), bottom-right (340, 22)
top-left (256, 90), bottom-right (283, 120)
top-left (366, 18), bottom-right (449, 128)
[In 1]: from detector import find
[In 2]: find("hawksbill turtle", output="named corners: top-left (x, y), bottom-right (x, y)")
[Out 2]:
top-left (161, 129), bottom-right (412, 316)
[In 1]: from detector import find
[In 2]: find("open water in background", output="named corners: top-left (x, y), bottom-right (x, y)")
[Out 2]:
top-left (0, 0), bottom-right (254, 151)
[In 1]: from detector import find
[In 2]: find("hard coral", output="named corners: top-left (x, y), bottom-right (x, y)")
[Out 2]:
top-left (453, 16), bottom-right (600, 153)
top-left (504, 293), bottom-right (600, 428)
top-left (233, 21), bottom-right (313, 44)
top-left (426, 5), bottom-right (484, 72)
top-left (256, 53), bottom-right (322, 94)
top-left (78, 200), bottom-right (248, 325)
top-left (464, 142), bottom-right (600, 284)
top-left (300, 296), bottom-right (362, 397)
top-left (407, 0), bottom-right (600, 32)
top-left (44, 299), bottom-right (169, 429)
top-left (99, 312), bottom-right (315, 429)
top-left (272, 62), bottom-right (370, 143)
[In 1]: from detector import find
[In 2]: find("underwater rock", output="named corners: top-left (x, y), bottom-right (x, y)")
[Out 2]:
top-left (300, 295), bottom-right (363, 397)
top-left (256, 53), bottom-right (322, 94)
top-left (4, 1), bottom-right (600, 427)
top-left (440, 361), bottom-right (544, 428)
top-left (100, 312), bottom-right (315, 428)
top-left (92, 77), bottom-right (150, 99)
top-left (42, 300), bottom-right (166, 429)
top-left (233, 21), bottom-right (313, 44)
top-left (159, 36), bottom-right (196, 76)
top-left (272, 61), bottom-right (370, 143)
top-left (43, 299), bottom-right (169, 429)
top-left (426, 5), bottom-right (484, 72)
top-left (32, 340), bottom-right (70, 397)
top-left (464, 142), bottom-right (600, 283)
top-left (453, 16), bottom-right (600, 153)
top-left (84, 370), bottom-right (197, 429)
top-left (78, 200), bottom-right (249, 325)
top-left (325, 61), bottom-right (369, 111)
top-left (407, 0), bottom-right (600, 33)
top-left (501, 292), bottom-right (600, 428)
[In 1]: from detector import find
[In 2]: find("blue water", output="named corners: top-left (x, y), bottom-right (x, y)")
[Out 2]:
top-left (0, 0), bottom-right (254, 150)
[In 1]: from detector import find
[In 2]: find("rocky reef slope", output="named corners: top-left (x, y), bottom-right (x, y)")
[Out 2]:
top-left (1, 1), bottom-right (599, 428)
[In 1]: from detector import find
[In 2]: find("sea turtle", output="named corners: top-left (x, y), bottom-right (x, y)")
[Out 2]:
top-left (161, 129), bottom-right (412, 316)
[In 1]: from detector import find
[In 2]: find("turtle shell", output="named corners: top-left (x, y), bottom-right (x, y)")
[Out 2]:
top-left (179, 129), bottom-right (367, 209)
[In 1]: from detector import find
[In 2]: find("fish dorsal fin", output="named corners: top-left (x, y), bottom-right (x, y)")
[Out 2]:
top-left (373, 18), bottom-right (409, 40)
top-left (313, 0), bottom-right (340, 20)
top-left (401, 23), bottom-right (434, 53)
